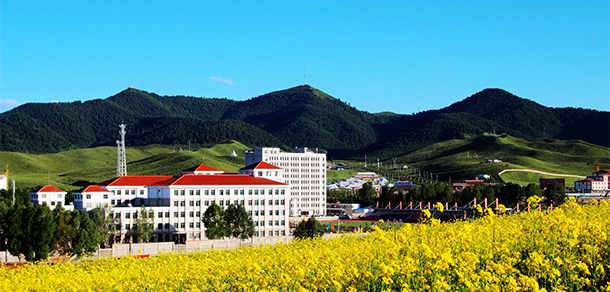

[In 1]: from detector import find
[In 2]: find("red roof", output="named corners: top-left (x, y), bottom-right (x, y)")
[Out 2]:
top-left (97, 176), bottom-right (173, 187)
top-left (183, 164), bottom-right (221, 172)
top-left (78, 185), bottom-right (110, 193)
top-left (37, 185), bottom-right (65, 193)
top-left (151, 174), bottom-right (287, 186)
top-left (241, 161), bottom-right (282, 170)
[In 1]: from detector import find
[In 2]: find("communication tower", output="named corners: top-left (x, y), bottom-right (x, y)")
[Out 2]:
top-left (116, 124), bottom-right (127, 177)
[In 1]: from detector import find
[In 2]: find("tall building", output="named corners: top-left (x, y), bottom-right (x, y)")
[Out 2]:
top-left (245, 147), bottom-right (327, 216)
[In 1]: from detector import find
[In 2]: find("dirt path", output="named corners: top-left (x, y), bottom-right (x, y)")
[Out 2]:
top-left (498, 169), bottom-right (585, 179)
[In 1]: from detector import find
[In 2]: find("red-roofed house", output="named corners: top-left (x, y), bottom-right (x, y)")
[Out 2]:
top-left (575, 170), bottom-right (610, 193)
top-left (30, 185), bottom-right (73, 210)
top-left (82, 165), bottom-right (290, 244)
top-left (239, 161), bottom-right (285, 183)
top-left (73, 185), bottom-right (113, 211)
top-left (181, 164), bottom-right (224, 175)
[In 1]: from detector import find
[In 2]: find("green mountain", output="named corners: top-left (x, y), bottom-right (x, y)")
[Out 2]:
top-left (1, 86), bottom-right (607, 160)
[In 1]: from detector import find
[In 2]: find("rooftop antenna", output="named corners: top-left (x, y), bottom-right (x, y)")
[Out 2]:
top-left (116, 123), bottom-right (127, 177)
top-left (303, 69), bottom-right (306, 85)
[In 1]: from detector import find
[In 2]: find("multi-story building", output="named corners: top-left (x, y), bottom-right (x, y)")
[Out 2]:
top-left (68, 164), bottom-right (290, 244)
top-left (575, 169), bottom-right (610, 193)
top-left (244, 147), bottom-right (327, 216)
top-left (30, 185), bottom-right (74, 210)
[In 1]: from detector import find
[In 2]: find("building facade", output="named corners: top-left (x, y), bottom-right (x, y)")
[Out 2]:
top-left (575, 170), bottom-right (610, 193)
top-left (39, 164), bottom-right (290, 244)
top-left (244, 147), bottom-right (327, 216)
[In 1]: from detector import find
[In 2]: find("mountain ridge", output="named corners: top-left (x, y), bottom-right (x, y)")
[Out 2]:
top-left (1, 85), bottom-right (607, 158)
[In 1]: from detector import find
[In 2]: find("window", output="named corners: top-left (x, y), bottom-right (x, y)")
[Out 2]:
top-left (174, 201), bottom-right (178, 207)
top-left (51, 201), bottom-right (56, 206)
top-left (196, 222), bottom-right (200, 228)
top-left (133, 212), bottom-right (138, 219)
top-left (269, 200), bottom-right (273, 205)
top-left (254, 190), bottom-right (258, 195)
top-left (282, 210), bottom-right (285, 215)
top-left (174, 190), bottom-right (178, 196)
top-left (234, 200), bottom-right (238, 205)
top-left (86, 194), bottom-right (91, 200)
top-left (117, 190), bottom-right (122, 195)
top-left (269, 210), bottom-right (273, 216)
top-left (164, 223), bottom-right (170, 229)
top-left (281, 220), bottom-right (285, 226)
top-left (239, 200), bottom-right (244, 205)
top-left (158, 223), bottom-right (163, 230)
top-left (260, 189), bottom-right (265, 195)
top-left (189, 190), bottom-right (194, 196)
top-left (158, 212), bottom-right (163, 218)
top-left (196, 190), bottom-right (200, 196)
top-left (173, 223), bottom-right (178, 229)
top-left (275, 200), bottom-right (279, 205)
top-left (111, 200), bottom-right (115, 205)
top-left (103, 194), bottom-right (108, 199)
top-left (254, 210), bottom-right (259, 216)
top-left (275, 220), bottom-right (279, 226)
top-left (189, 201), bottom-right (194, 207)
top-left (234, 190), bottom-right (238, 195)
top-left (180, 190), bottom-right (185, 196)
top-left (219, 201), bottom-right (224, 206)
top-left (281, 230), bottom-right (285, 236)
top-left (248, 200), bottom-right (252, 205)
top-left (269, 220), bottom-right (273, 226)
top-left (219, 190), bottom-right (223, 196)
top-left (196, 211), bottom-right (200, 217)
top-left (248, 211), bottom-right (252, 216)
top-left (180, 223), bottom-right (185, 229)
top-left (281, 200), bottom-right (285, 205)
top-left (189, 211), bottom-right (194, 218)
top-left (140, 190), bottom-right (144, 195)
top-left (248, 190), bottom-right (253, 195)
top-left (211, 190), bottom-right (215, 195)
top-left (254, 200), bottom-right (259, 206)
top-left (275, 231), bottom-right (279, 236)
top-left (204, 200), bottom-right (209, 206)
top-left (125, 224), bottom-right (130, 230)
top-left (189, 222), bottom-right (194, 228)
top-left (260, 221), bottom-right (265, 226)
top-left (205, 190), bottom-right (209, 195)
top-left (261, 200), bottom-right (265, 206)
top-left (196, 201), bottom-right (200, 206)
top-left (180, 212), bottom-right (185, 218)
top-left (269, 231), bottom-right (273, 236)
top-left (174, 212), bottom-right (178, 218)
top-left (165, 212), bottom-right (170, 218)
top-left (180, 201), bottom-right (185, 207)
top-left (281, 190), bottom-right (285, 195)
top-left (275, 210), bottom-right (279, 215)
top-left (275, 189), bottom-right (279, 195)
top-left (131, 190), bottom-right (135, 195)
top-left (125, 213), bottom-right (130, 219)
top-left (240, 190), bottom-right (244, 195)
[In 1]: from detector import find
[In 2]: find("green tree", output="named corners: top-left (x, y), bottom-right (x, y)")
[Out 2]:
top-left (90, 206), bottom-right (119, 247)
top-left (71, 211), bottom-right (102, 256)
top-left (544, 182), bottom-right (566, 206)
top-left (294, 216), bottom-right (323, 239)
top-left (5, 204), bottom-right (56, 261)
top-left (51, 207), bottom-right (75, 254)
top-left (132, 205), bottom-right (155, 243)
top-left (202, 203), bottom-right (228, 239)
top-left (225, 204), bottom-right (255, 240)
top-left (358, 182), bottom-right (376, 207)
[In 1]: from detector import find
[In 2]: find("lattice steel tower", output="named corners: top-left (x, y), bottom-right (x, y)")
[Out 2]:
top-left (116, 124), bottom-right (127, 177)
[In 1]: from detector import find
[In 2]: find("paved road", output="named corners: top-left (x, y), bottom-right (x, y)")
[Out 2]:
top-left (498, 169), bottom-right (585, 179)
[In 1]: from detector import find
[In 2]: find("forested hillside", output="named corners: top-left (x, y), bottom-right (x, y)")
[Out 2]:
top-left (1, 86), bottom-right (608, 159)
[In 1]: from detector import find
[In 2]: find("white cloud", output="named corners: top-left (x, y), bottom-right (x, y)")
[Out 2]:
top-left (0, 99), bottom-right (18, 106)
top-left (210, 76), bottom-right (235, 85)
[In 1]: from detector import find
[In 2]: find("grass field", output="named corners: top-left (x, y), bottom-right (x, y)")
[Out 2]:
top-left (0, 141), bottom-right (250, 191)
top-left (383, 133), bottom-right (609, 186)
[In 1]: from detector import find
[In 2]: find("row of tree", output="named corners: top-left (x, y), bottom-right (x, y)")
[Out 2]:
top-left (202, 203), bottom-right (255, 240)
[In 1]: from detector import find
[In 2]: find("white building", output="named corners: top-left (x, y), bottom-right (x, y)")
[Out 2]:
top-left (73, 185), bottom-right (113, 211)
top-left (30, 185), bottom-right (74, 210)
top-left (93, 164), bottom-right (290, 243)
top-left (244, 147), bottom-right (327, 216)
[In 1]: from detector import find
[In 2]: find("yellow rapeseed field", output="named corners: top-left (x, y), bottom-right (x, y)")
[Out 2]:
top-left (1, 198), bottom-right (608, 291)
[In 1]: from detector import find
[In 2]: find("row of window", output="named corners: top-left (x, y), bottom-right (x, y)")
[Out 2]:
top-left (115, 208), bottom-right (287, 220)
top-left (171, 199), bottom-right (286, 207)
top-left (111, 190), bottom-right (145, 195)
top-left (172, 189), bottom-right (286, 196)
top-left (118, 220), bottom-right (287, 231)
top-left (31, 194), bottom-right (63, 199)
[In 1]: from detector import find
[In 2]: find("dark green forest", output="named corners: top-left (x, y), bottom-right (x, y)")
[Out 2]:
top-left (1, 86), bottom-right (608, 159)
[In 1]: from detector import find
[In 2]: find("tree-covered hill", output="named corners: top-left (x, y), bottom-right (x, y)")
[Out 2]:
top-left (0, 86), bottom-right (607, 159)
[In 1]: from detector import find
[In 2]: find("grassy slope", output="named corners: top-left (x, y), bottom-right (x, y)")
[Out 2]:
top-left (389, 134), bottom-right (609, 186)
top-left (0, 141), bottom-right (250, 191)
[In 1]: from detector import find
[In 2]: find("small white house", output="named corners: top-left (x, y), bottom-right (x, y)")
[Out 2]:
top-left (30, 185), bottom-right (73, 210)
top-left (73, 185), bottom-right (112, 211)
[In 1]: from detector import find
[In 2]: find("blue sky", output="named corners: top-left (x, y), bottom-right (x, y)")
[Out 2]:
top-left (1, 1), bottom-right (608, 114)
